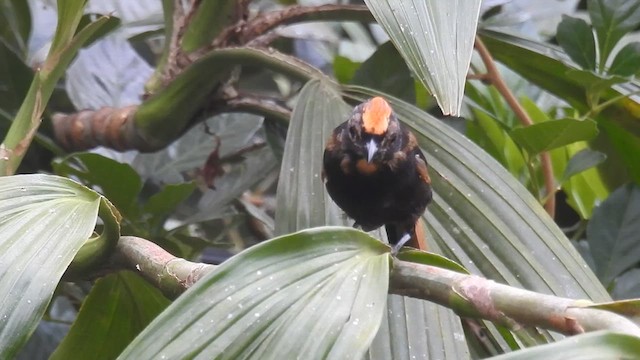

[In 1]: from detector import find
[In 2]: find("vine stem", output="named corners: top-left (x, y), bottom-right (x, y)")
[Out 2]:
top-left (474, 36), bottom-right (556, 218)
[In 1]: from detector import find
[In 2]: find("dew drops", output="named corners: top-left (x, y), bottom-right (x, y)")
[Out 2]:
top-left (256, 270), bottom-right (262, 276)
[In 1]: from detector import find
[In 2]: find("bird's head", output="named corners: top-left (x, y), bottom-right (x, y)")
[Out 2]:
top-left (345, 96), bottom-right (402, 163)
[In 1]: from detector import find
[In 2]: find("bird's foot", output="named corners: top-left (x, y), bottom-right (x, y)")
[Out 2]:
top-left (391, 233), bottom-right (412, 255)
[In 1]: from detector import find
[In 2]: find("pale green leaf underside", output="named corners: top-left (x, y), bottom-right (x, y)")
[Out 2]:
top-left (364, 0), bottom-right (482, 116)
top-left (0, 174), bottom-right (100, 358)
top-left (119, 227), bottom-right (390, 360)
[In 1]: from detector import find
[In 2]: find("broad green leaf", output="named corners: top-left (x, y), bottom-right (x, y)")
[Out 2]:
top-left (351, 41), bottom-right (416, 103)
top-left (53, 153), bottom-right (143, 218)
top-left (588, 0), bottom-right (640, 71)
top-left (275, 79), bottom-right (470, 359)
top-left (50, 271), bottom-right (170, 360)
top-left (556, 15), bottom-right (597, 71)
top-left (119, 227), bottom-right (390, 359)
top-left (586, 183), bottom-right (640, 285)
top-left (561, 149), bottom-right (607, 182)
top-left (609, 42), bottom-right (640, 77)
top-left (143, 183), bottom-right (196, 223)
top-left (510, 119), bottom-right (599, 155)
top-left (490, 331), bottom-right (640, 360)
top-left (364, 0), bottom-right (482, 115)
top-left (0, 174), bottom-right (100, 358)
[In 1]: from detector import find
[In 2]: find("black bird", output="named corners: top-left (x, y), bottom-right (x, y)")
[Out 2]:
top-left (322, 96), bottom-right (432, 253)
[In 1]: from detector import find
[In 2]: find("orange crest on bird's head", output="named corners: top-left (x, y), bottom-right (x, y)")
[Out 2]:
top-left (362, 97), bottom-right (391, 135)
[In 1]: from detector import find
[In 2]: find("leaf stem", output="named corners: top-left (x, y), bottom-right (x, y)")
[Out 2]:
top-left (474, 37), bottom-right (556, 218)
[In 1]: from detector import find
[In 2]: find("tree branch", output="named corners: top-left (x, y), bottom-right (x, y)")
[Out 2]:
top-left (390, 260), bottom-right (640, 337)
top-left (113, 236), bottom-right (215, 299)
top-left (473, 37), bottom-right (556, 218)
top-left (114, 236), bottom-right (640, 337)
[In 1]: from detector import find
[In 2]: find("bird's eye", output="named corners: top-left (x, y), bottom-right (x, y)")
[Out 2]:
top-left (348, 125), bottom-right (358, 139)
top-left (388, 133), bottom-right (398, 144)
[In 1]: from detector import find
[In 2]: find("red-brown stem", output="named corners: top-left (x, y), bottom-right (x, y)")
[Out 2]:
top-left (474, 37), bottom-right (556, 218)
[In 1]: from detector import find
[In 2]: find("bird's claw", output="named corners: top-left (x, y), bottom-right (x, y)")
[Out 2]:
top-left (391, 233), bottom-right (412, 255)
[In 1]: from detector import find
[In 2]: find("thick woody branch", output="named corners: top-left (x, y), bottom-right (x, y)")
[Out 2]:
top-left (115, 236), bottom-right (640, 337)
top-left (114, 236), bottom-right (215, 299)
top-left (51, 93), bottom-right (292, 152)
top-left (390, 260), bottom-right (640, 337)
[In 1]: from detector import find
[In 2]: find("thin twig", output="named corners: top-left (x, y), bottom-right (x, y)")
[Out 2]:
top-left (474, 36), bottom-right (556, 218)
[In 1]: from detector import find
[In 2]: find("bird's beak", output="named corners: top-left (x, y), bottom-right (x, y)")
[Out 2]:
top-left (366, 138), bottom-right (378, 163)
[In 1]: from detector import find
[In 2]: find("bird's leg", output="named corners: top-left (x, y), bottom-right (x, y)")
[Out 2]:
top-left (391, 232), bottom-right (412, 255)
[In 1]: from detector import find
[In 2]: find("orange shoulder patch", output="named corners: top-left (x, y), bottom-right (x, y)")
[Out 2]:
top-left (415, 154), bottom-right (431, 185)
top-left (362, 97), bottom-right (391, 135)
top-left (355, 159), bottom-right (379, 175)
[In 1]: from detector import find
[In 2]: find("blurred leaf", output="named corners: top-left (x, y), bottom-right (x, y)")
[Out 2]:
top-left (0, 40), bottom-right (32, 120)
top-left (561, 149), bottom-right (607, 182)
top-left (598, 118), bottom-right (640, 185)
top-left (609, 42), bottom-right (640, 77)
top-left (85, 0), bottom-right (164, 38)
top-left (586, 183), bottom-right (640, 285)
top-left (364, 0), bottom-right (482, 115)
top-left (0, 0), bottom-right (31, 55)
top-left (510, 119), bottom-right (599, 154)
top-left (351, 41), bottom-right (415, 103)
top-left (75, 15), bottom-right (121, 49)
top-left (556, 15), bottom-right (596, 71)
top-left (480, 31), bottom-right (589, 111)
top-left (181, 0), bottom-right (236, 52)
top-left (333, 55), bottom-right (360, 84)
top-left (554, 143), bottom-right (609, 219)
top-left (588, 0), bottom-right (640, 70)
top-left (0, 174), bottom-right (100, 358)
top-left (53, 153), bottom-right (143, 217)
top-left (120, 227), bottom-right (390, 359)
top-left (50, 271), bottom-right (170, 360)
top-left (276, 79), bottom-right (470, 359)
top-left (612, 269), bottom-right (640, 300)
top-left (490, 331), bottom-right (640, 360)
top-left (133, 114), bottom-right (264, 183)
top-left (66, 35), bottom-right (153, 109)
top-left (143, 183), bottom-right (196, 223)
